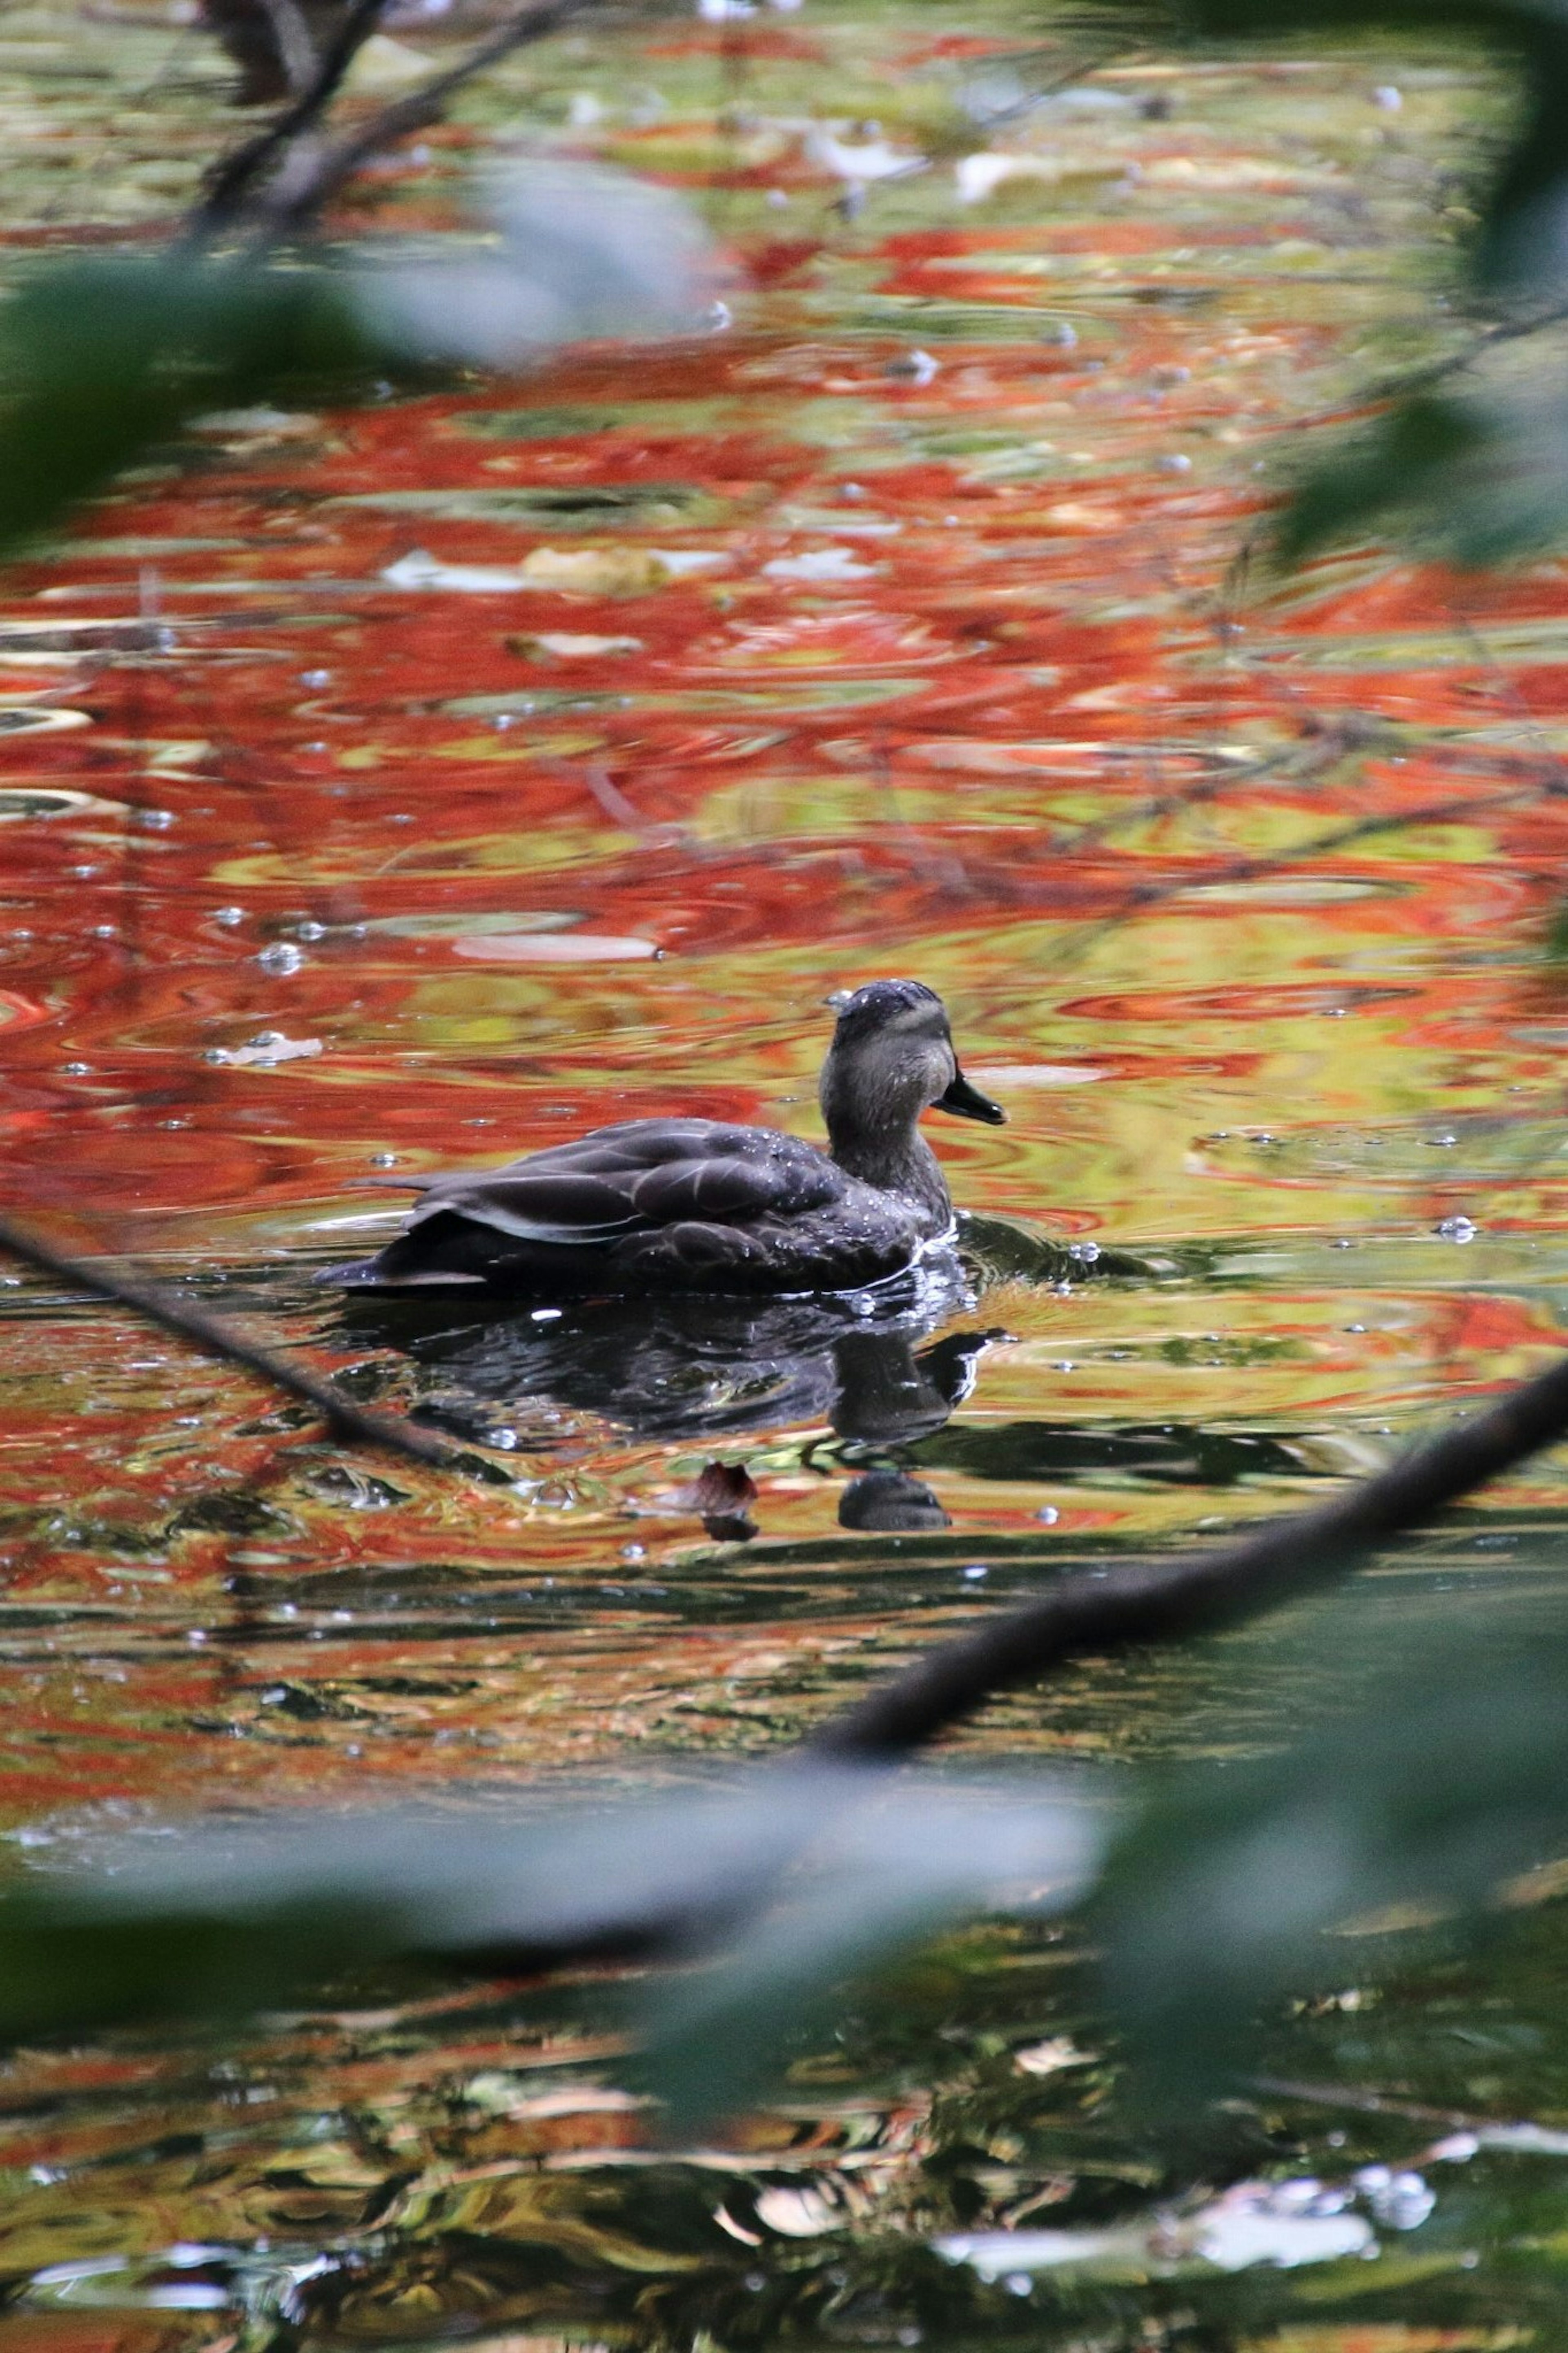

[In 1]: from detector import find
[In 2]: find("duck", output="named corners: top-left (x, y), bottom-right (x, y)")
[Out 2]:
top-left (321, 978), bottom-right (1005, 1296)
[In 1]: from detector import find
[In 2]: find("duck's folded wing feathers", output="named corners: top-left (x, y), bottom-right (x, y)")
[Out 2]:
top-left (401, 1132), bottom-right (842, 1252)
top-left (627, 1153), bottom-right (827, 1224)
top-left (408, 1169), bottom-right (641, 1246)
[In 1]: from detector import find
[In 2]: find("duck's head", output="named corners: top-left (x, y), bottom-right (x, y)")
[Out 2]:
top-left (820, 978), bottom-right (1005, 1142)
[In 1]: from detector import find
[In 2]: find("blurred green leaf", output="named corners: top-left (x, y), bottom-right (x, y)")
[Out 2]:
top-left (0, 162), bottom-right (716, 560)
top-left (1097, 1609), bottom-right (1568, 2109)
top-left (0, 257), bottom-right (374, 556)
top-left (0, 1770), bottom-right (1104, 2054)
top-left (638, 1775), bottom-right (1106, 2134)
top-left (1278, 385), bottom-right (1568, 564)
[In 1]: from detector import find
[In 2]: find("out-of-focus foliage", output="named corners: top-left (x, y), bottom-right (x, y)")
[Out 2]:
top-left (0, 1770), bottom-right (1104, 2050)
top-left (9, 1594), bottom-right (1568, 2135)
top-left (0, 261), bottom-right (372, 554)
top-left (1089, 0), bottom-right (1568, 560)
top-left (1097, 1606), bottom-right (1568, 2110)
top-left (0, 161), bottom-right (715, 558)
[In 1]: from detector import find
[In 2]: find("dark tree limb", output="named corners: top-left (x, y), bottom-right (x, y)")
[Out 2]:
top-left (248, 0), bottom-right (606, 239)
top-left (189, 0), bottom-right (390, 237)
top-left (189, 0), bottom-right (604, 247)
top-left (806, 1341), bottom-right (1568, 1758)
top-left (0, 1214), bottom-right (454, 1471)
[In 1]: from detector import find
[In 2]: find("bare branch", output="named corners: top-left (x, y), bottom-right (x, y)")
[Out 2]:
top-left (249, 0), bottom-right (605, 239)
top-left (0, 1213), bottom-right (456, 1472)
top-left (189, 0), bottom-right (390, 238)
top-left (807, 1337), bottom-right (1568, 1759)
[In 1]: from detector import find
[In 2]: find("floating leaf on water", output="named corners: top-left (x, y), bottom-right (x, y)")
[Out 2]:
top-left (762, 547), bottom-right (877, 582)
top-left (655, 1459), bottom-right (760, 1539)
top-left (203, 1032), bottom-right (323, 1068)
top-left (381, 549), bottom-right (531, 593)
top-left (509, 632), bottom-right (646, 658)
top-left (450, 933), bottom-right (659, 963)
top-left (521, 546), bottom-right (676, 594)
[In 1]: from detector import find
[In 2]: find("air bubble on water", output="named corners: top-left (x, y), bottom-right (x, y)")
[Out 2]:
top-left (299, 669), bottom-right (331, 688)
top-left (1068, 1240), bottom-right (1100, 1263)
top-left (370, 1152), bottom-right (399, 1167)
top-left (213, 906), bottom-right (245, 928)
top-left (1436, 1215), bottom-right (1477, 1242)
top-left (1036, 1505), bottom-right (1059, 1524)
top-left (256, 942), bottom-right (304, 975)
top-left (962, 1564), bottom-right (988, 1581)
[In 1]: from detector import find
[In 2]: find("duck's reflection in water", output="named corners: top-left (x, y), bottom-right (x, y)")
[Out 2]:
top-left (332, 1253), bottom-right (1005, 1532)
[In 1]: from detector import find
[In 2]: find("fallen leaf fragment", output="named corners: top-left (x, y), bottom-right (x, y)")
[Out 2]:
top-left (519, 546), bottom-right (672, 595)
top-left (508, 632), bottom-right (646, 658)
top-left (452, 934), bottom-right (658, 964)
top-left (762, 546), bottom-right (877, 582)
top-left (659, 1459), bottom-right (760, 1541)
top-left (204, 1031), bottom-right (323, 1069)
top-left (382, 549), bottom-right (529, 594)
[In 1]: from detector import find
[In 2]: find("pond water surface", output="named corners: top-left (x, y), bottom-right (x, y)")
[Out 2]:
top-left (2, 6), bottom-right (1568, 2348)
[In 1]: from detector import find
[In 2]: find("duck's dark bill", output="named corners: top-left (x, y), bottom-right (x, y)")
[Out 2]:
top-left (937, 1067), bottom-right (1006, 1125)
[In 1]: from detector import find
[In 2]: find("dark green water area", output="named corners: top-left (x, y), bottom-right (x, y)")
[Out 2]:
top-left (1, 4), bottom-right (1568, 2348)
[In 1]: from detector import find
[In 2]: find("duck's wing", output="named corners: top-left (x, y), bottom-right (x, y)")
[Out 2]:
top-left (402, 1120), bottom-right (842, 1253)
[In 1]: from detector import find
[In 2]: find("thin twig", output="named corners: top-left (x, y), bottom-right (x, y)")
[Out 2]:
top-left (807, 1336), bottom-right (1568, 1758)
top-left (0, 1213), bottom-right (455, 1471)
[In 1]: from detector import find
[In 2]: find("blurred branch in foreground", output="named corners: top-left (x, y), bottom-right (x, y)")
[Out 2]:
top-left (192, 0), bottom-right (608, 243)
top-left (0, 1215), bottom-right (457, 1472)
